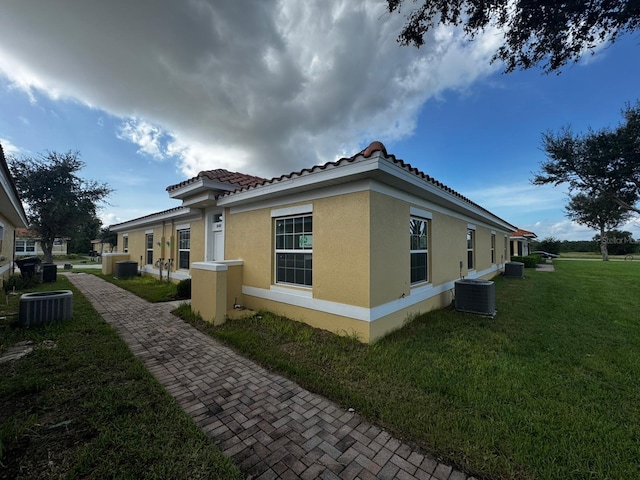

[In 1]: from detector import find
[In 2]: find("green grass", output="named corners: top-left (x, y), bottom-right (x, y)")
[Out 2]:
top-left (90, 272), bottom-right (181, 302)
top-left (0, 277), bottom-right (241, 479)
top-left (180, 261), bottom-right (640, 480)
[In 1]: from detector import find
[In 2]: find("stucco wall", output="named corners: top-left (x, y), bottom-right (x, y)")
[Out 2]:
top-left (0, 213), bottom-right (16, 281)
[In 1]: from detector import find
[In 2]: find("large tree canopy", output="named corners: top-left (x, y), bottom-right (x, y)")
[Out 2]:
top-left (387, 0), bottom-right (640, 73)
top-left (9, 151), bottom-right (112, 263)
top-left (533, 102), bottom-right (640, 214)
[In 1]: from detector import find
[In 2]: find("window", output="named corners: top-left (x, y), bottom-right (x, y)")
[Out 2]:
top-left (178, 229), bottom-right (190, 269)
top-left (275, 215), bottom-right (312, 287)
top-left (16, 239), bottom-right (36, 253)
top-left (146, 233), bottom-right (153, 265)
top-left (410, 217), bottom-right (429, 284)
top-left (123, 235), bottom-right (129, 253)
top-left (53, 238), bottom-right (63, 246)
top-left (491, 234), bottom-right (496, 264)
top-left (467, 229), bottom-right (475, 270)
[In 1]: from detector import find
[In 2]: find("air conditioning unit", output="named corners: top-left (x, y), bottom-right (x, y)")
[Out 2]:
top-left (455, 279), bottom-right (496, 317)
top-left (19, 290), bottom-right (74, 327)
top-left (115, 261), bottom-right (138, 279)
top-left (504, 261), bottom-right (525, 278)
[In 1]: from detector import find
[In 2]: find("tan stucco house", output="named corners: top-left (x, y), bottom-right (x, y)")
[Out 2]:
top-left (509, 228), bottom-right (537, 257)
top-left (110, 141), bottom-right (516, 342)
top-left (0, 143), bottom-right (29, 283)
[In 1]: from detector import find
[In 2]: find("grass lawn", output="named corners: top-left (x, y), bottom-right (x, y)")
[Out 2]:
top-left (90, 272), bottom-right (183, 303)
top-left (0, 276), bottom-right (240, 480)
top-left (178, 260), bottom-right (640, 480)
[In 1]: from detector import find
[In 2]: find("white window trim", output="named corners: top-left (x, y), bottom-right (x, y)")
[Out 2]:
top-left (410, 216), bottom-right (429, 286)
top-left (271, 204), bottom-right (313, 218)
top-left (177, 228), bottom-right (190, 270)
top-left (467, 229), bottom-right (475, 270)
top-left (274, 213), bottom-right (313, 288)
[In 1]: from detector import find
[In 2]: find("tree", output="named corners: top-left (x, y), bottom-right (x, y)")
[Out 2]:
top-left (98, 227), bottom-right (118, 253)
top-left (565, 193), bottom-right (631, 261)
top-left (67, 214), bottom-right (102, 254)
top-left (533, 102), bottom-right (640, 214)
top-left (387, 0), bottom-right (640, 73)
top-left (535, 236), bottom-right (561, 255)
top-left (9, 151), bottom-right (112, 263)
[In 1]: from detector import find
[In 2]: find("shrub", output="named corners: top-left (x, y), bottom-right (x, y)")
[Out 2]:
top-left (511, 255), bottom-right (541, 268)
top-left (176, 278), bottom-right (191, 299)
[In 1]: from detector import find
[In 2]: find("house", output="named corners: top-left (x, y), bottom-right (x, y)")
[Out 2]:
top-left (0, 143), bottom-right (29, 282)
top-left (110, 141), bottom-right (516, 342)
top-left (14, 229), bottom-right (69, 257)
top-left (91, 238), bottom-right (113, 256)
top-left (509, 228), bottom-right (537, 257)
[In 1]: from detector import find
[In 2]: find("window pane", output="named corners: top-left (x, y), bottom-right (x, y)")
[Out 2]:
top-left (411, 252), bottom-right (427, 284)
top-left (274, 215), bottom-right (312, 287)
top-left (468, 250), bottom-right (474, 270)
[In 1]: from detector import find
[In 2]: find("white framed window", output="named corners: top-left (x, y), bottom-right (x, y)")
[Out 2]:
top-left (491, 234), bottom-right (496, 264)
top-left (410, 217), bottom-right (429, 284)
top-left (275, 214), bottom-right (312, 287)
top-left (16, 239), bottom-right (36, 253)
top-left (145, 233), bottom-right (153, 265)
top-left (467, 229), bottom-right (475, 270)
top-left (123, 235), bottom-right (129, 253)
top-left (178, 229), bottom-right (190, 269)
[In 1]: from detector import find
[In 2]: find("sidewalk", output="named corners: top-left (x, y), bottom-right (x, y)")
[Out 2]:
top-left (64, 272), bottom-right (475, 480)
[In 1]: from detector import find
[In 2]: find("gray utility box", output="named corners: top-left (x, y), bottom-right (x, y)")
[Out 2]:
top-left (504, 261), bottom-right (525, 278)
top-left (455, 279), bottom-right (496, 317)
top-left (114, 261), bottom-right (138, 279)
top-left (42, 263), bottom-right (58, 283)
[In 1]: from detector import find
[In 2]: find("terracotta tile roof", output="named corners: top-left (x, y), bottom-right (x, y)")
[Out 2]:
top-left (215, 141), bottom-right (515, 229)
top-left (166, 169), bottom-right (267, 192)
top-left (15, 228), bottom-right (39, 238)
top-left (510, 228), bottom-right (537, 238)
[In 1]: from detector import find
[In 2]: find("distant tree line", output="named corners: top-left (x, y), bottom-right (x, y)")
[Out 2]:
top-left (534, 231), bottom-right (639, 256)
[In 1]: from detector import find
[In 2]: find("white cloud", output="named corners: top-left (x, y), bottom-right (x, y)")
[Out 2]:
top-left (116, 119), bottom-right (167, 161)
top-left (0, 0), bottom-right (504, 178)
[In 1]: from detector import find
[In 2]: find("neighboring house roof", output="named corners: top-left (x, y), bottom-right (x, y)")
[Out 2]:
top-left (15, 228), bottom-right (70, 241)
top-left (510, 229), bottom-right (537, 239)
top-left (0, 143), bottom-right (29, 228)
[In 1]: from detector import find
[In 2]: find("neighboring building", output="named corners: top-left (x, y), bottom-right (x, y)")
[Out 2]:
top-left (111, 142), bottom-right (516, 342)
top-left (0, 143), bottom-right (29, 282)
top-left (14, 229), bottom-right (69, 257)
top-left (91, 238), bottom-right (113, 255)
top-left (509, 228), bottom-right (537, 257)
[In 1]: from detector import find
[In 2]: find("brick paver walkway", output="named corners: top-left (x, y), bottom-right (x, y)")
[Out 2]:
top-left (65, 273), bottom-right (476, 480)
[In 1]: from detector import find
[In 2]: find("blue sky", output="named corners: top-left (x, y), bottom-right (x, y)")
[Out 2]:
top-left (0, 1), bottom-right (638, 240)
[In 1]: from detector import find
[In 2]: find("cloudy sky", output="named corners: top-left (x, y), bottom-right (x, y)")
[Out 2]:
top-left (1, 0), bottom-right (639, 240)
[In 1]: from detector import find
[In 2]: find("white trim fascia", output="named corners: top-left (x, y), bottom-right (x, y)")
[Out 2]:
top-left (271, 204), bottom-right (313, 217)
top-left (228, 179), bottom-right (372, 215)
top-left (0, 170), bottom-right (28, 227)
top-left (110, 208), bottom-right (200, 232)
top-left (182, 192), bottom-right (218, 207)
top-left (467, 223), bottom-right (476, 230)
top-left (145, 229), bottom-right (154, 234)
top-left (242, 264), bottom-right (500, 323)
top-left (168, 178), bottom-right (236, 200)
top-left (175, 223), bottom-right (190, 231)
top-left (219, 158), bottom-right (380, 208)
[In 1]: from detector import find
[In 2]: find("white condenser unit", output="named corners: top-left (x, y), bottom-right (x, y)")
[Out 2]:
top-left (504, 261), bottom-right (525, 278)
top-left (455, 279), bottom-right (496, 317)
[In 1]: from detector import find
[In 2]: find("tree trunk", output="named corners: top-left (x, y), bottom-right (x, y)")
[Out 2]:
top-left (600, 226), bottom-right (609, 261)
top-left (41, 240), bottom-right (54, 264)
